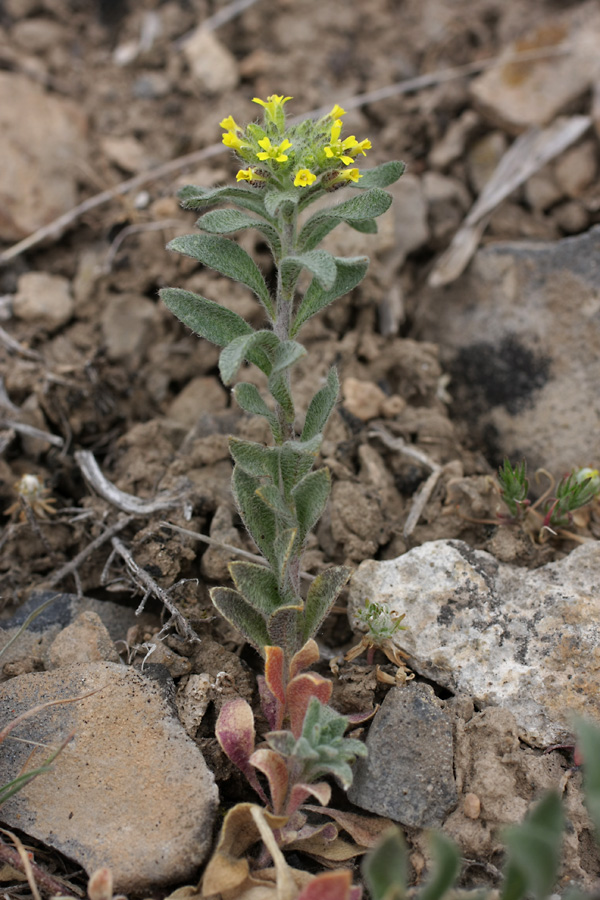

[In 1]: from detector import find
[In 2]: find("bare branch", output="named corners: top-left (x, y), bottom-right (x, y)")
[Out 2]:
top-left (75, 450), bottom-right (181, 515)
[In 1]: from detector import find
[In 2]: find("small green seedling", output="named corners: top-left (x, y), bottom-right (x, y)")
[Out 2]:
top-left (495, 460), bottom-right (600, 543)
top-left (345, 600), bottom-right (411, 682)
top-left (160, 94), bottom-right (404, 662)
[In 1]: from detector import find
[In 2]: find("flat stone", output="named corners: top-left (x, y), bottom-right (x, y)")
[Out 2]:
top-left (416, 226), bottom-right (600, 474)
top-left (13, 272), bottom-right (74, 331)
top-left (101, 293), bottom-right (159, 363)
top-left (0, 72), bottom-right (88, 241)
top-left (349, 539), bottom-right (600, 746)
top-left (0, 662), bottom-right (218, 892)
top-left (44, 611), bottom-right (120, 669)
top-left (182, 28), bottom-right (239, 93)
top-left (342, 377), bottom-right (387, 421)
top-left (348, 683), bottom-right (456, 827)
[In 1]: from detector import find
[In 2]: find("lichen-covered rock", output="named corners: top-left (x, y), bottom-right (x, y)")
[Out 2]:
top-left (349, 539), bottom-right (600, 745)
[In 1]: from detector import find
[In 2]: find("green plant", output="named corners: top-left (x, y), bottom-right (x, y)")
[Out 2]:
top-left (495, 460), bottom-right (599, 542)
top-left (345, 599), bottom-right (410, 671)
top-left (362, 719), bottom-right (600, 900)
top-left (160, 94), bottom-right (404, 662)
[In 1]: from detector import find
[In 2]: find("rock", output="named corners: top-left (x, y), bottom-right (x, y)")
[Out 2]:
top-left (467, 131), bottom-right (508, 194)
top-left (470, 18), bottom-right (600, 134)
top-left (552, 200), bottom-right (589, 234)
top-left (44, 612), bottom-right (120, 669)
top-left (101, 293), bottom-right (159, 363)
top-left (416, 226), bottom-right (600, 474)
top-left (0, 662), bottom-right (218, 892)
top-left (387, 173), bottom-right (429, 264)
top-left (168, 376), bottom-right (228, 428)
top-left (553, 139), bottom-right (598, 198)
top-left (342, 377), bottom-right (387, 421)
top-left (13, 272), bottom-right (74, 331)
top-left (348, 683), bottom-right (457, 827)
top-left (182, 28), bottom-right (239, 93)
top-left (349, 539), bottom-right (600, 745)
top-left (422, 172), bottom-right (472, 244)
top-left (101, 135), bottom-right (151, 174)
top-left (430, 110), bottom-right (480, 170)
top-left (523, 165), bottom-right (562, 212)
top-left (328, 480), bottom-right (388, 561)
top-left (463, 792), bottom-right (481, 819)
top-left (0, 72), bottom-right (88, 241)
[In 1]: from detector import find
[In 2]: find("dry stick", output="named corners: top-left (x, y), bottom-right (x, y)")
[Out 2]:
top-left (0, 43), bottom-right (570, 267)
top-left (110, 536), bottom-right (198, 641)
top-left (161, 520), bottom-right (316, 583)
top-left (0, 324), bottom-right (43, 360)
top-left (0, 830), bottom-right (79, 899)
top-left (75, 449), bottom-right (181, 515)
top-left (45, 514), bottom-right (134, 589)
top-left (0, 418), bottom-right (64, 448)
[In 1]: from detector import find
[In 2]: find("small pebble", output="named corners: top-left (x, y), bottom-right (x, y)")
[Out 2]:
top-left (463, 792), bottom-right (481, 819)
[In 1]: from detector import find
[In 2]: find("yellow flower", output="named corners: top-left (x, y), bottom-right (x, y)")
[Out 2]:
top-left (335, 168), bottom-right (362, 184)
top-left (236, 168), bottom-right (267, 184)
top-left (223, 132), bottom-right (247, 152)
top-left (219, 115), bottom-right (242, 133)
top-left (257, 137), bottom-right (292, 162)
top-left (294, 168), bottom-right (317, 187)
top-left (252, 95), bottom-right (293, 118)
top-left (349, 138), bottom-right (371, 158)
top-left (328, 104), bottom-right (346, 119)
top-left (324, 119), bottom-right (359, 165)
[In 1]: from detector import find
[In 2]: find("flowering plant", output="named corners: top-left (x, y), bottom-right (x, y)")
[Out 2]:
top-left (160, 95), bottom-right (404, 663)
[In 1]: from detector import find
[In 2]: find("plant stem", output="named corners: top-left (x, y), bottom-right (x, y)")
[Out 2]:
top-left (274, 209), bottom-right (297, 442)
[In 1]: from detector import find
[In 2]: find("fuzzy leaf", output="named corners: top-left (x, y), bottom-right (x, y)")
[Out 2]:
top-left (501, 791), bottom-right (564, 900)
top-left (271, 340), bottom-right (308, 377)
top-left (233, 382), bottom-right (282, 442)
top-left (196, 208), bottom-right (281, 255)
top-left (291, 257), bottom-right (369, 337)
top-left (256, 484), bottom-right (295, 523)
top-left (279, 436), bottom-right (322, 498)
top-left (362, 827), bottom-right (407, 900)
top-left (210, 587), bottom-right (270, 654)
top-left (297, 870), bottom-right (352, 900)
top-left (281, 251), bottom-right (338, 291)
top-left (232, 466), bottom-right (277, 568)
top-left (215, 699), bottom-right (267, 804)
top-left (268, 372), bottom-right (296, 424)
top-left (302, 566), bottom-right (352, 644)
top-left (419, 832), bottom-right (461, 900)
top-left (258, 674), bottom-right (281, 731)
top-left (268, 604), bottom-right (304, 659)
top-left (287, 673), bottom-right (333, 739)
top-left (178, 183), bottom-right (266, 210)
top-left (298, 188), bottom-right (392, 250)
top-left (272, 528), bottom-right (298, 583)
top-left (167, 234), bottom-right (274, 318)
top-left (289, 639), bottom-right (320, 680)
top-left (347, 217), bottom-right (378, 234)
top-left (229, 437), bottom-right (280, 481)
top-left (577, 719), bottom-right (600, 838)
top-left (287, 781), bottom-right (332, 819)
top-left (159, 287), bottom-right (253, 347)
top-left (265, 189), bottom-right (298, 217)
top-left (302, 368), bottom-right (339, 442)
top-left (219, 330), bottom-right (280, 383)
top-left (353, 160), bottom-right (406, 190)
top-left (292, 467), bottom-right (331, 543)
top-left (229, 561), bottom-right (282, 616)
top-left (264, 646), bottom-right (286, 706)
top-left (249, 748), bottom-right (289, 816)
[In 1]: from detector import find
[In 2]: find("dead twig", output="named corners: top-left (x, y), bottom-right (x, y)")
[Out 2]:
top-left (0, 44), bottom-right (571, 266)
top-left (75, 449), bottom-right (181, 515)
top-left (0, 419), bottom-right (64, 448)
top-left (108, 537), bottom-right (198, 642)
top-left (160, 520), bottom-right (316, 582)
top-left (0, 830), bottom-right (79, 899)
top-left (45, 514), bottom-right (134, 590)
top-left (0, 325), bottom-right (43, 361)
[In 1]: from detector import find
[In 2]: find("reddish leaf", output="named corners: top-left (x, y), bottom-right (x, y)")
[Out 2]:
top-left (289, 639), bottom-right (320, 680)
top-left (265, 646), bottom-right (286, 704)
top-left (345, 705), bottom-right (378, 727)
top-left (286, 673), bottom-right (332, 739)
top-left (250, 748), bottom-right (289, 816)
top-left (257, 675), bottom-right (280, 731)
top-left (215, 698), bottom-right (268, 804)
top-left (296, 870), bottom-right (352, 900)
top-left (287, 781), bottom-right (331, 817)
top-left (304, 806), bottom-right (394, 848)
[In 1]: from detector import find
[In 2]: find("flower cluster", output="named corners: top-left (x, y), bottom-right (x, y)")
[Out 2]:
top-left (220, 94), bottom-right (371, 191)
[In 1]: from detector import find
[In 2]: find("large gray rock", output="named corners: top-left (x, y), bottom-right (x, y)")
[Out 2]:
top-left (348, 683), bottom-right (456, 827)
top-left (417, 226), bottom-right (600, 475)
top-left (349, 540), bottom-right (600, 746)
top-left (0, 662), bottom-right (218, 892)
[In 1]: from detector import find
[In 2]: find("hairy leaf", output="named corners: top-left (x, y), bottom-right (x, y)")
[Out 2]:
top-left (291, 257), bottom-right (369, 337)
top-left (281, 251), bottom-right (338, 292)
top-left (279, 436), bottom-right (321, 499)
top-left (264, 645), bottom-right (286, 706)
top-left (501, 791), bottom-right (564, 900)
top-left (210, 587), bottom-right (270, 654)
top-left (289, 639), bottom-right (320, 680)
top-left (249, 748), bottom-right (289, 816)
top-left (233, 382), bottom-right (282, 442)
top-left (229, 436), bottom-right (280, 481)
top-left (178, 183), bottom-right (266, 210)
top-left (286, 673), bottom-right (333, 739)
top-left (419, 832), bottom-right (461, 900)
top-left (298, 188), bottom-right (392, 251)
top-left (273, 527), bottom-right (298, 584)
top-left (167, 234), bottom-right (274, 318)
top-left (347, 217), bottom-right (378, 234)
top-left (159, 287), bottom-right (252, 347)
top-left (265, 189), bottom-right (298, 217)
top-left (302, 565), bottom-right (352, 644)
top-left (196, 208), bottom-right (281, 255)
top-left (267, 604), bottom-right (304, 659)
top-left (362, 827), bottom-right (407, 900)
top-left (302, 367), bottom-right (339, 442)
top-left (215, 698), bottom-right (267, 804)
top-left (353, 160), bottom-right (406, 190)
top-left (229, 561), bottom-right (282, 616)
top-left (268, 371), bottom-right (296, 424)
top-left (232, 466), bottom-right (277, 568)
top-left (219, 330), bottom-right (280, 383)
top-left (287, 781), bottom-right (332, 819)
top-left (293, 467), bottom-right (331, 543)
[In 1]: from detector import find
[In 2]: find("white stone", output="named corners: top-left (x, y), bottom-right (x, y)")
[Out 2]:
top-left (349, 539), bottom-right (600, 746)
top-left (182, 28), bottom-right (239, 93)
top-left (13, 272), bottom-right (74, 331)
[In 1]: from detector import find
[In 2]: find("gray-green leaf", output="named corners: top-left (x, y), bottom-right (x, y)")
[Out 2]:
top-left (354, 160), bottom-right (406, 190)
top-left (232, 466), bottom-right (277, 569)
top-left (219, 330), bottom-right (280, 383)
top-left (302, 565), bottom-right (352, 644)
top-left (167, 234), bottom-right (274, 319)
top-left (501, 791), bottom-right (564, 900)
top-left (210, 586), bottom-right (270, 654)
top-left (280, 251), bottom-right (337, 291)
top-left (298, 187), bottom-right (392, 251)
top-left (159, 287), bottom-right (253, 347)
top-left (291, 256), bottom-right (369, 337)
top-left (196, 209), bottom-right (281, 256)
top-left (301, 367), bottom-right (339, 442)
top-left (233, 383), bottom-right (282, 442)
top-left (229, 562), bottom-right (283, 616)
top-left (229, 437), bottom-right (280, 481)
top-left (292, 466), bottom-right (331, 543)
top-left (362, 828), bottom-right (407, 900)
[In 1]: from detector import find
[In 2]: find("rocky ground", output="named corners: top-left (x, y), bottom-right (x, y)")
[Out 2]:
top-left (0, 0), bottom-right (600, 896)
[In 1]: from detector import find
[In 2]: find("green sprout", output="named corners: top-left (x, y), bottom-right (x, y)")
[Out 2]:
top-left (497, 459), bottom-right (530, 521)
top-left (160, 95), bottom-right (404, 663)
